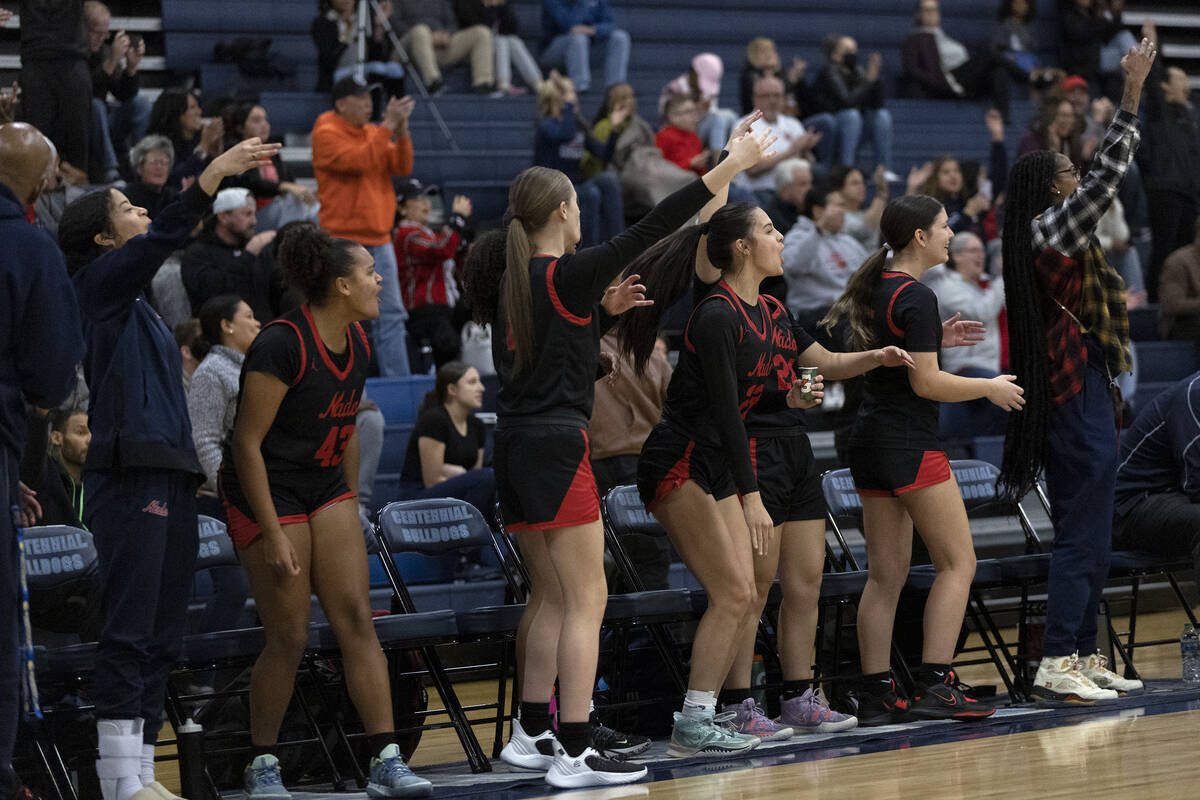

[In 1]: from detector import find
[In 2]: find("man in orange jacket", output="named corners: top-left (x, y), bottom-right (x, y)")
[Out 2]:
top-left (313, 76), bottom-right (416, 375)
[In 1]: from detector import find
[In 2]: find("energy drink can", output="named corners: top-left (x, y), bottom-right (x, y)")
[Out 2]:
top-left (797, 366), bottom-right (818, 401)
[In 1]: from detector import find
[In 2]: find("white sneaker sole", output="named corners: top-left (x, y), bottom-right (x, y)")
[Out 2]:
top-left (499, 746), bottom-right (556, 772)
top-left (785, 716), bottom-right (859, 734)
top-left (545, 764), bottom-right (648, 788)
top-left (666, 738), bottom-right (760, 758)
top-left (366, 778), bottom-right (434, 798)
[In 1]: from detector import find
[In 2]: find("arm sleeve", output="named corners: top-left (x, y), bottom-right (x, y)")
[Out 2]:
top-left (537, 105), bottom-right (579, 145)
top-left (590, 0), bottom-right (613, 37)
top-left (187, 369), bottom-right (230, 489)
top-left (169, 149), bottom-right (209, 187)
top-left (312, 122), bottom-right (400, 176)
top-left (243, 322), bottom-right (304, 387)
top-left (689, 302), bottom-right (756, 493)
top-left (551, 177), bottom-right (715, 314)
top-left (224, 168), bottom-right (283, 199)
top-left (412, 407), bottom-right (450, 444)
top-left (894, 284), bottom-right (942, 352)
top-left (1033, 109), bottom-right (1141, 258)
top-left (583, 122), bottom-right (617, 163)
top-left (19, 410), bottom-right (49, 487)
top-left (397, 225), bottom-right (462, 261)
top-left (781, 218), bottom-right (821, 280)
top-left (18, 244), bottom-right (84, 408)
top-left (819, 66), bottom-right (854, 109)
top-left (312, 15), bottom-right (347, 79)
top-left (542, 0), bottom-right (576, 34)
top-left (990, 138), bottom-right (1009, 197)
top-left (1177, 380), bottom-right (1200, 502)
top-left (111, 67), bottom-right (139, 102)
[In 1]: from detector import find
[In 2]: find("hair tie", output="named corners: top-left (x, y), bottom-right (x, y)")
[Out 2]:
top-left (882, 243), bottom-right (892, 253)
top-left (698, 221), bottom-right (711, 235)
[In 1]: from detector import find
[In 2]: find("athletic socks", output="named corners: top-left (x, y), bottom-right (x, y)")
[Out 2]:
top-left (781, 679), bottom-right (818, 701)
top-left (557, 722), bottom-right (590, 758)
top-left (681, 689), bottom-right (717, 719)
top-left (916, 663), bottom-right (952, 687)
top-left (249, 743), bottom-right (278, 761)
top-left (718, 688), bottom-right (752, 709)
top-left (367, 732), bottom-right (398, 757)
top-left (520, 701), bottom-right (553, 736)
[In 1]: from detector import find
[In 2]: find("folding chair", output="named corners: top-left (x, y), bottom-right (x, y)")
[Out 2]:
top-left (374, 497), bottom-right (526, 773)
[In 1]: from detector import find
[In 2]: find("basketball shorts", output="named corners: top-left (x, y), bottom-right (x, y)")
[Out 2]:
top-left (494, 423), bottom-right (600, 531)
top-left (750, 434), bottom-right (825, 525)
top-left (220, 466), bottom-right (355, 549)
top-left (637, 424), bottom-right (736, 512)
top-left (847, 447), bottom-right (951, 497)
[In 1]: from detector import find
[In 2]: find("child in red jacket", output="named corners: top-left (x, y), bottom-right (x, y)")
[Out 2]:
top-left (655, 95), bottom-right (713, 175)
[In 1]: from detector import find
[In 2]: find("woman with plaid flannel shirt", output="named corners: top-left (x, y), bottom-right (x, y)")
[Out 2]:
top-left (999, 37), bottom-right (1156, 707)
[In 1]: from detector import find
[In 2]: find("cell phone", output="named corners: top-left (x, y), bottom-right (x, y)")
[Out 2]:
top-left (127, 33), bottom-right (142, 49)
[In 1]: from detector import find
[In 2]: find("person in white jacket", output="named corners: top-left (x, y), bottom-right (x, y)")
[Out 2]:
top-left (933, 231), bottom-right (1008, 438)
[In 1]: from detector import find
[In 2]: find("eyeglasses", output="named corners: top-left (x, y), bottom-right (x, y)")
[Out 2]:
top-left (1056, 165), bottom-right (1080, 179)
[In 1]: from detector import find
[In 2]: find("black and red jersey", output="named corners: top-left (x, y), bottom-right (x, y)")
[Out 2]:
top-left (226, 304), bottom-right (371, 474)
top-left (849, 270), bottom-right (943, 450)
top-left (743, 298), bottom-right (816, 437)
top-left (493, 179), bottom-right (713, 425)
top-left (660, 279), bottom-right (797, 493)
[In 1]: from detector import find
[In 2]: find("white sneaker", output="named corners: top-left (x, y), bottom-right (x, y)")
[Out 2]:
top-left (499, 718), bottom-right (561, 772)
top-left (544, 746), bottom-right (647, 788)
top-left (1031, 653), bottom-right (1119, 706)
top-left (1078, 650), bottom-right (1144, 693)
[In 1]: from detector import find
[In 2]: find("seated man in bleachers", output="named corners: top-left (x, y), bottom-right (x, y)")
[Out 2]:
top-left (27, 406), bottom-right (90, 528)
top-left (84, 0), bottom-right (151, 183)
top-left (735, 76), bottom-right (821, 205)
top-left (1113, 371), bottom-right (1200, 589)
top-left (392, 0), bottom-right (494, 93)
top-left (312, 0), bottom-right (407, 100)
top-left (780, 186), bottom-right (868, 332)
top-left (1159, 216), bottom-right (1200, 340)
top-left (180, 187), bottom-right (283, 323)
top-left (762, 157), bottom-right (812, 234)
top-left (539, 0), bottom-right (630, 94)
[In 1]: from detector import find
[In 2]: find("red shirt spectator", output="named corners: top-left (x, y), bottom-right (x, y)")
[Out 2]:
top-left (655, 95), bottom-right (709, 175)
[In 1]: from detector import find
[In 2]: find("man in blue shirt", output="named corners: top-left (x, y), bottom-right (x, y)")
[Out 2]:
top-left (1114, 371), bottom-right (1200, 587)
top-left (0, 121), bottom-right (85, 800)
top-left (539, 0), bottom-right (630, 93)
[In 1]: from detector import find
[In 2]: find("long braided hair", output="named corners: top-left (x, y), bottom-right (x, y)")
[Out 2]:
top-left (998, 150), bottom-right (1058, 500)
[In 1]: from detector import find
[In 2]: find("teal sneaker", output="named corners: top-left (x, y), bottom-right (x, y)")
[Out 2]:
top-left (242, 754), bottom-right (291, 800)
top-left (367, 743), bottom-right (433, 798)
top-left (666, 711), bottom-right (761, 758)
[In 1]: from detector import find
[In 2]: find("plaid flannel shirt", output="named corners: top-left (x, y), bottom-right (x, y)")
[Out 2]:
top-left (1032, 109), bottom-right (1139, 404)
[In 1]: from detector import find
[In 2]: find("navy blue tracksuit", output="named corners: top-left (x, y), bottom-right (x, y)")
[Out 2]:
top-left (73, 184), bottom-right (209, 742)
top-left (0, 184), bottom-right (83, 793)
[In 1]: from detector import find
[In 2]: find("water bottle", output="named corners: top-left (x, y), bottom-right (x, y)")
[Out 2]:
top-left (1180, 623), bottom-right (1200, 685)
top-left (176, 717), bottom-right (210, 800)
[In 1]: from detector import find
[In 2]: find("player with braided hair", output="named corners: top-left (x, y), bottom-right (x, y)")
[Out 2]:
top-left (999, 37), bottom-right (1156, 706)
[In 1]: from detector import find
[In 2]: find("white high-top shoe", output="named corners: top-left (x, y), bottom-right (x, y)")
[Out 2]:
top-left (96, 719), bottom-right (163, 800)
top-left (1078, 650), bottom-right (1144, 693)
top-left (1031, 653), bottom-right (1119, 706)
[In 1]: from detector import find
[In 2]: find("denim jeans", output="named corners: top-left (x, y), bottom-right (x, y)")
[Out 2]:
top-left (808, 107), bottom-right (893, 171)
top-left (91, 95), bottom-right (152, 178)
top-left (539, 29), bottom-right (630, 92)
top-left (494, 33), bottom-right (542, 89)
top-left (697, 107), bottom-right (738, 152)
top-left (577, 171), bottom-right (624, 247)
top-left (366, 242), bottom-right (411, 376)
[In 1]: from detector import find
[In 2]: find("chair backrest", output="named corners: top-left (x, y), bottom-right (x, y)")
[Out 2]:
top-left (377, 498), bottom-right (496, 556)
top-left (22, 525), bottom-right (97, 588)
top-left (600, 485), bottom-right (666, 538)
top-left (821, 468), bottom-right (863, 524)
top-left (196, 514), bottom-right (238, 571)
top-left (948, 459), bottom-right (1007, 515)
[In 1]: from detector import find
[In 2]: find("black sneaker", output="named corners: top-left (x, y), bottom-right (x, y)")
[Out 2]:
top-left (847, 677), bottom-right (913, 727)
top-left (910, 669), bottom-right (996, 722)
top-left (590, 719), bottom-right (652, 759)
top-left (545, 746), bottom-right (648, 789)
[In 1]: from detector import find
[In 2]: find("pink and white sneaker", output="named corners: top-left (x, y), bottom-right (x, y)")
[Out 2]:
top-left (720, 698), bottom-right (794, 741)
top-left (778, 688), bottom-right (858, 733)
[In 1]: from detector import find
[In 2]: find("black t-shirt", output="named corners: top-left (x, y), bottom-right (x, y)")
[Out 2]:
top-left (222, 305), bottom-right (371, 477)
top-left (849, 271), bottom-right (943, 450)
top-left (401, 405), bottom-right (486, 484)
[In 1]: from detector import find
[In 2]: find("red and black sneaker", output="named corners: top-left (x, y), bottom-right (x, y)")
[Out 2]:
top-left (910, 669), bottom-right (996, 722)
top-left (849, 677), bottom-right (913, 727)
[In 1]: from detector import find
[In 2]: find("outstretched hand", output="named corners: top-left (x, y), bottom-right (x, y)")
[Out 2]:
top-left (875, 345), bottom-right (916, 368)
top-left (1121, 36), bottom-right (1157, 86)
top-left (200, 137), bottom-right (282, 195)
top-left (602, 273), bottom-right (653, 316)
top-left (942, 313), bottom-right (986, 348)
top-left (728, 126), bottom-right (778, 171)
top-left (726, 110), bottom-right (762, 151)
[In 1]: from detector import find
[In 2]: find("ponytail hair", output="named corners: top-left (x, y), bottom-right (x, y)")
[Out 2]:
top-left (276, 222), bottom-right (363, 306)
top-left (197, 294), bottom-right (245, 352)
top-left (821, 194), bottom-right (945, 348)
top-left (615, 202), bottom-right (760, 373)
top-left (998, 149), bottom-right (1058, 500)
top-left (419, 360), bottom-right (473, 413)
top-left (502, 166), bottom-right (574, 374)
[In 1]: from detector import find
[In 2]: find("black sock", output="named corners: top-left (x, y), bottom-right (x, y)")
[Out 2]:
top-left (857, 671), bottom-right (894, 694)
top-left (558, 721), bottom-right (590, 758)
top-left (250, 743), bottom-right (277, 761)
top-left (718, 688), bottom-right (751, 709)
top-left (519, 701), bottom-right (552, 736)
top-left (781, 679), bottom-right (817, 700)
top-left (367, 732), bottom-right (398, 757)
top-left (917, 663), bottom-right (952, 686)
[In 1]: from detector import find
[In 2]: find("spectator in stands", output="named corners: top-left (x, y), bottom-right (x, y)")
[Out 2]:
top-left (738, 38), bottom-right (838, 167)
top-left (312, 75), bottom-right (415, 375)
top-left (1095, 196), bottom-right (1147, 308)
top-left (901, 0), bottom-right (1018, 119)
top-left (223, 103), bottom-right (320, 230)
top-left (392, 0), bottom-right (495, 94)
top-left (0, 122), bottom-right (84, 800)
top-left (811, 35), bottom-right (896, 178)
top-left (1159, 216), bottom-right (1200, 339)
top-left (1138, 25), bottom-right (1200, 300)
top-left (656, 95), bottom-right (711, 176)
top-left (934, 231), bottom-right (1008, 438)
top-left (84, 1), bottom-right (150, 184)
top-left (394, 178), bottom-right (471, 369)
top-left (660, 53), bottom-right (739, 153)
top-left (123, 135), bottom-right (178, 219)
top-left (1064, 74), bottom-right (1106, 148)
top-left (738, 36), bottom-right (804, 116)
top-left (781, 186), bottom-right (870, 331)
top-left (1018, 95), bottom-right (1087, 170)
top-left (993, 0), bottom-right (1064, 88)
top-left (181, 187), bottom-right (284, 323)
top-left (313, 0), bottom-right (408, 101)
top-left (916, 155), bottom-right (992, 235)
top-left (831, 164), bottom-right (888, 250)
top-left (581, 82), bottom-right (633, 180)
top-left (147, 88), bottom-right (225, 189)
top-left (29, 408), bottom-right (90, 528)
top-left (762, 157), bottom-right (812, 234)
top-left (398, 361), bottom-right (494, 511)
top-left (19, 0), bottom-right (92, 178)
top-left (538, 0), bottom-right (629, 93)
top-left (1113, 371), bottom-right (1200, 587)
top-left (58, 135), bottom-right (277, 800)
top-left (534, 71), bottom-right (624, 245)
top-left (737, 76), bottom-right (821, 202)
top-left (454, 0), bottom-right (542, 94)
top-left (1059, 0), bottom-right (1137, 96)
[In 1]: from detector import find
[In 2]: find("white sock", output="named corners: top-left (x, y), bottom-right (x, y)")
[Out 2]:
top-left (140, 744), bottom-right (155, 786)
top-left (96, 718), bottom-right (146, 800)
top-left (681, 690), bottom-right (716, 719)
